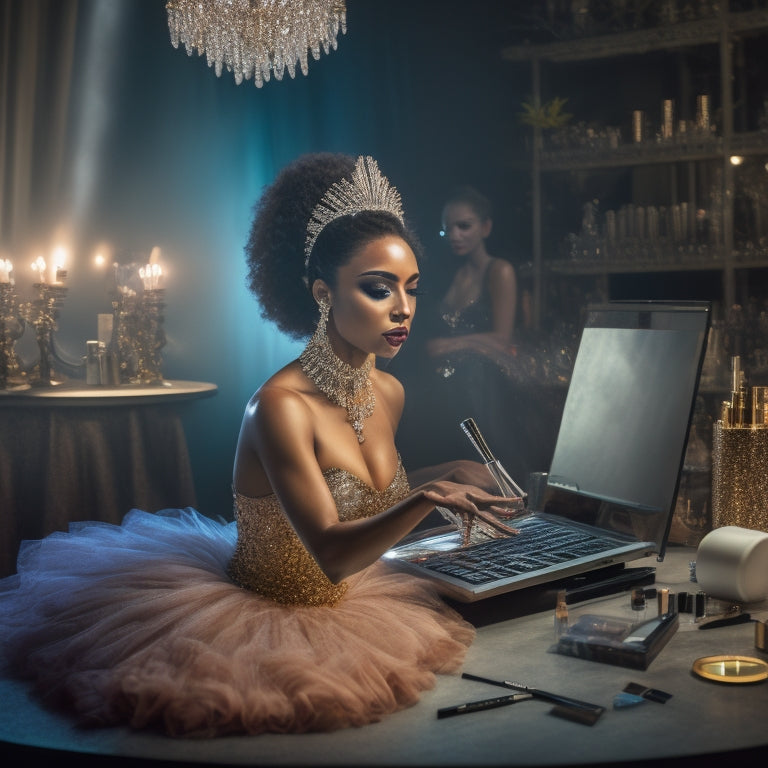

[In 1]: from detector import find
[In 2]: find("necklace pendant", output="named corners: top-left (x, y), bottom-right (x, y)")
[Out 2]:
top-left (299, 320), bottom-right (376, 445)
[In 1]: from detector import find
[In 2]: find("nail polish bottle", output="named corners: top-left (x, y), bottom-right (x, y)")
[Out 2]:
top-left (554, 590), bottom-right (569, 640)
top-left (631, 587), bottom-right (647, 621)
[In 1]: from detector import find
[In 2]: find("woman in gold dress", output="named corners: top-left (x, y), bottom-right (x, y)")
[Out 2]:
top-left (0, 153), bottom-right (516, 737)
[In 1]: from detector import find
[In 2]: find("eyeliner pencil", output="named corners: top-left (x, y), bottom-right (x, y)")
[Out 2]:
top-left (461, 673), bottom-right (603, 712)
top-left (437, 692), bottom-right (532, 719)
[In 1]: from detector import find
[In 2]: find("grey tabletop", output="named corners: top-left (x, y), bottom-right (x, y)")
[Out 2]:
top-left (1, 545), bottom-right (766, 766)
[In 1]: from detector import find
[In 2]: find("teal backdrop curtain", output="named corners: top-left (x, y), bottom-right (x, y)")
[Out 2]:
top-left (1, 0), bottom-right (527, 517)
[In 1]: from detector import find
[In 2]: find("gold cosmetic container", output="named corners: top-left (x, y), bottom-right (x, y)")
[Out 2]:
top-left (712, 358), bottom-right (768, 533)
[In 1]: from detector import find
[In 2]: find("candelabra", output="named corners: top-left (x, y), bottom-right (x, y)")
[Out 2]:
top-left (21, 282), bottom-right (68, 386)
top-left (111, 292), bottom-right (140, 384)
top-left (0, 282), bottom-right (25, 389)
top-left (135, 288), bottom-right (166, 384)
top-left (108, 259), bottom-right (167, 385)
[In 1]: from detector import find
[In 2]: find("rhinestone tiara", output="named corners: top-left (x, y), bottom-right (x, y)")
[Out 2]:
top-left (304, 155), bottom-right (405, 270)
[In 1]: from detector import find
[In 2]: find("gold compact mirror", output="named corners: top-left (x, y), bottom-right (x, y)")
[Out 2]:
top-left (692, 655), bottom-right (768, 684)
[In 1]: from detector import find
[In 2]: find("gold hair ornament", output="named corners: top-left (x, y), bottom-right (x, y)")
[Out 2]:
top-left (304, 155), bottom-right (404, 270)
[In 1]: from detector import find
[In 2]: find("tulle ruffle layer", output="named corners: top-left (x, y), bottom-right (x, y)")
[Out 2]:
top-left (0, 508), bottom-right (474, 737)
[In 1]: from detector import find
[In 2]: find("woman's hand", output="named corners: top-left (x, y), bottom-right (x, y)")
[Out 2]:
top-left (419, 481), bottom-right (520, 546)
top-left (456, 508), bottom-right (519, 546)
top-left (438, 459), bottom-right (498, 491)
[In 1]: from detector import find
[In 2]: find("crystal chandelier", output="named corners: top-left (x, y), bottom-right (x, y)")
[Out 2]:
top-left (165, 0), bottom-right (347, 88)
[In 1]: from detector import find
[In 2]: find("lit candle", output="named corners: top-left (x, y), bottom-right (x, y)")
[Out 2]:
top-left (92, 243), bottom-right (113, 271)
top-left (31, 256), bottom-right (47, 283)
top-left (150, 262), bottom-right (162, 290)
top-left (148, 246), bottom-right (163, 291)
top-left (50, 246), bottom-right (67, 284)
top-left (140, 262), bottom-right (163, 290)
top-left (0, 258), bottom-right (12, 283)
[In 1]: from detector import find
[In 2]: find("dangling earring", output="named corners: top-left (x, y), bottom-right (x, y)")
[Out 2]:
top-left (317, 296), bottom-right (330, 334)
top-left (299, 297), bottom-right (375, 443)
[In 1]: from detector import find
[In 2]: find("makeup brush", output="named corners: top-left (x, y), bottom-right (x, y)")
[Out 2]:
top-left (461, 673), bottom-right (603, 713)
top-left (460, 418), bottom-right (527, 502)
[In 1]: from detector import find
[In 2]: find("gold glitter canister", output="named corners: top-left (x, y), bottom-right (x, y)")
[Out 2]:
top-left (712, 421), bottom-right (768, 533)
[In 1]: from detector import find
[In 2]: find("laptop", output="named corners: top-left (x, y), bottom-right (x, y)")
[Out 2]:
top-left (383, 300), bottom-right (711, 602)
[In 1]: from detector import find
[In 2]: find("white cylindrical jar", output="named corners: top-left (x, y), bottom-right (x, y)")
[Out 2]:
top-left (695, 526), bottom-right (768, 602)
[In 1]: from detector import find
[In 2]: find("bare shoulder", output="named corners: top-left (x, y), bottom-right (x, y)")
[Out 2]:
top-left (251, 366), bottom-right (311, 424)
top-left (240, 363), bottom-right (312, 439)
top-left (488, 257), bottom-right (516, 282)
top-left (234, 362), bottom-right (316, 496)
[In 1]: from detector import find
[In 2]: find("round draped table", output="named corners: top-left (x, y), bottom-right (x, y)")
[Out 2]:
top-left (0, 380), bottom-right (217, 577)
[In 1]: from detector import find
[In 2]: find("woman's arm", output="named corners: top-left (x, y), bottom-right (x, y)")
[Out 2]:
top-left (310, 478), bottom-right (517, 581)
top-left (488, 257), bottom-right (517, 341)
top-left (246, 387), bottom-right (516, 583)
top-left (406, 459), bottom-right (498, 491)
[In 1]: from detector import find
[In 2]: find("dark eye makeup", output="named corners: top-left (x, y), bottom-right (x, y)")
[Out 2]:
top-left (360, 283), bottom-right (391, 299)
top-left (359, 281), bottom-right (422, 300)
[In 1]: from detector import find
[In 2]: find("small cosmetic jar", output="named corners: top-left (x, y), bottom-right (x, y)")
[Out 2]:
top-left (756, 620), bottom-right (768, 653)
top-left (695, 526), bottom-right (768, 603)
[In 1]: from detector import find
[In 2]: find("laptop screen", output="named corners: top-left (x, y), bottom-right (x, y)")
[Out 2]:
top-left (542, 302), bottom-right (710, 556)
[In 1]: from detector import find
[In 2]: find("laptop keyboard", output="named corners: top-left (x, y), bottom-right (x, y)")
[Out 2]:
top-left (409, 516), bottom-right (628, 585)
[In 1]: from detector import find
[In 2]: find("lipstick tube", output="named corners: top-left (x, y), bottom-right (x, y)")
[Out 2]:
top-left (752, 387), bottom-right (768, 428)
top-left (554, 590), bottom-right (569, 640)
top-left (732, 387), bottom-right (746, 427)
top-left (728, 356), bottom-right (746, 427)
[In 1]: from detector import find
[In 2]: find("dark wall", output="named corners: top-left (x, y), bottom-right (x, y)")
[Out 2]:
top-left (13, 1), bottom-right (755, 515)
top-left (10, 0), bottom-right (532, 518)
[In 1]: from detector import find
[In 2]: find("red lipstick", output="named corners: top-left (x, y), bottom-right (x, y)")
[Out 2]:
top-left (383, 327), bottom-right (408, 347)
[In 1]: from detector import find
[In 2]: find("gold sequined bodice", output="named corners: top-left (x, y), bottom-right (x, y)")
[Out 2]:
top-left (227, 459), bottom-right (410, 606)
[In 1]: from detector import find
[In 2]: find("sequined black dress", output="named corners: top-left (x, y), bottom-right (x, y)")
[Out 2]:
top-left (408, 266), bottom-right (554, 487)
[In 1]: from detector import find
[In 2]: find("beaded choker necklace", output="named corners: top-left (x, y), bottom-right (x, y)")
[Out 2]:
top-left (299, 311), bottom-right (375, 444)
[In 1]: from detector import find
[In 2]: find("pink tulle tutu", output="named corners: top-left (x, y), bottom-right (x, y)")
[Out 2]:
top-left (0, 508), bottom-right (474, 737)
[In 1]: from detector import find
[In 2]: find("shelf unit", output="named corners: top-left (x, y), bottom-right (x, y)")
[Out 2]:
top-left (504, 3), bottom-right (768, 329)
